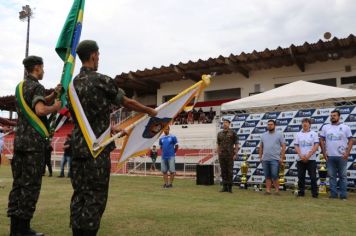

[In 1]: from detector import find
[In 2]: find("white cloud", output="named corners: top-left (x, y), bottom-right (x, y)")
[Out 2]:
top-left (0, 0), bottom-right (356, 99)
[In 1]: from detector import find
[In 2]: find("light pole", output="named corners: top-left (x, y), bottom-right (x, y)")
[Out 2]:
top-left (19, 5), bottom-right (33, 57)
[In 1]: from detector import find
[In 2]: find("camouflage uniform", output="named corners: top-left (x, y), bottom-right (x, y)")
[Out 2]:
top-left (68, 67), bottom-right (125, 230)
top-left (7, 74), bottom-right (48, 220)
top-left (42, 141), bottom-right (53, 176)
top-left (217, 129), bottom-right (238, 185)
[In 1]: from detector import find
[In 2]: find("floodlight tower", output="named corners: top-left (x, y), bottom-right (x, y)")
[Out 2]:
top-left (19, 5), bottom-right (33, 57)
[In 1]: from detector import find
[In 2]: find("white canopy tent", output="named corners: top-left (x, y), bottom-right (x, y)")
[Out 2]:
top-left (221, 80), bottom-right (356, 113)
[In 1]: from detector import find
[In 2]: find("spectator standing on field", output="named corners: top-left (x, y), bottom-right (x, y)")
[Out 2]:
top-left (159, 126), bottom-right (178, 188)
top-left (259, 120), bottom-right (286, 195)
top-left (319, 110), bottom-right (353, 200)
top-left (58, 134), bottom-right (72, 178)
top-left (294, 118), bottom-right (319, 198)
top-left (149, 145), bottom-right (158, 171)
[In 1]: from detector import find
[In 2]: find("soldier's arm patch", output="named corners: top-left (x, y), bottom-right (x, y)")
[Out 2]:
top-left (114, 88), bottom-right (126, 105)
top-left (32, 96), bottom-right (46, 109)
top-left (31, 84), bottom-right (46, 109)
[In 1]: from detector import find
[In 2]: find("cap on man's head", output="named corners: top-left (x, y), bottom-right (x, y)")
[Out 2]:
top-left (23, 55), bottom-right (43, 68)
top-left (76, 40), bottom-right (99, 55)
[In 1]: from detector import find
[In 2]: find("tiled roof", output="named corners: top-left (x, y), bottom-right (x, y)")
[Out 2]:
top-left (115, 34), bottom-right (356, 93)
top-left (2, 35), bottom-right (356, 111)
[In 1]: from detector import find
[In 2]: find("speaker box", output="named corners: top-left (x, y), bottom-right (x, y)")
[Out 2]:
top-left (196, 164), bottom-right (214, 185)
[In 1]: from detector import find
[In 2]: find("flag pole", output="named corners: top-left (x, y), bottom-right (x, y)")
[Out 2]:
top-left (51, 0), bottom-right (85, 134)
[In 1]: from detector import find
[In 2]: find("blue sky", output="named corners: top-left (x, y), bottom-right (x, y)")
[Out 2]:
top-left (0, 0), bottom-right (356, 101)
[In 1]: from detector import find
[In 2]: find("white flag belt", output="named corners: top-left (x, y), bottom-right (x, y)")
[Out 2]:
top-left (68, 80), bottom-right (111, 158)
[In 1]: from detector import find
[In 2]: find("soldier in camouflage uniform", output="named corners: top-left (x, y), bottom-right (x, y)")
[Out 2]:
top-left (217, 119), bottom-right (239, 193)
top-left (69, 40), bottom-right (157, 236)
top-left (7, 56), bottom-right (62, 236)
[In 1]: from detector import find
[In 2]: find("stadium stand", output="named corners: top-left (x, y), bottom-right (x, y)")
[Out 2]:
top-left (1, 119), bottom-right (219, 177)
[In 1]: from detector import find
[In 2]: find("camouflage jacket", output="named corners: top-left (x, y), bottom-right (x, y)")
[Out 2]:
top-left (14, 75), bottom-right (48, 152)
top-left (217, 129), bottom-right (238, 157)
top-left (68, 67), bottom-right (125, 159)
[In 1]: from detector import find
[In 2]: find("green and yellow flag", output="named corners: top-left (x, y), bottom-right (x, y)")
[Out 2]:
top-left (56, 0), bottom-right (85, 106)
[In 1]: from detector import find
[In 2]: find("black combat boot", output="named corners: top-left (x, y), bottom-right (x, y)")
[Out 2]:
top-left (72, 228), bottom-right (83, 236)
top-left (18, 218), bottom-right (44, 236)
top-left (10, 216), bottom-right (19, 236)
top-left (82, 229), bottom-right (98, 236)
top-left (219, 184), bottom-right (227, 192)
top-left (228, 184), bottom-right (233, 193)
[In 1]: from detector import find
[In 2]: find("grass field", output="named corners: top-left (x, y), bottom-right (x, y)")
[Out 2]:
top-left (1, 165), bottom-right (356, 236)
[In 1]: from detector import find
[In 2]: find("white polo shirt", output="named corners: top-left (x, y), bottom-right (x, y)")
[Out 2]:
top-left (294, 130), bottom-right (319, 161)
top-left (320, 123), bottom-right (352, 157)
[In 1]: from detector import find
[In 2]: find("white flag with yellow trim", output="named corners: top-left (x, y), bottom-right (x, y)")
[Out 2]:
top-left (116, 75), bottom-right (211, 164)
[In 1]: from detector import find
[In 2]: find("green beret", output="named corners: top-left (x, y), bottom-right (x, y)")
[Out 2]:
top-left (22, 55), bottom-right (43, 67)
top-left (76, 40), bottom-right (99, 55)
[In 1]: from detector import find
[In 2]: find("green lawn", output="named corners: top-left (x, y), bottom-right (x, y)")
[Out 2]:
top-left (1, 165), bottom-right (356, 236)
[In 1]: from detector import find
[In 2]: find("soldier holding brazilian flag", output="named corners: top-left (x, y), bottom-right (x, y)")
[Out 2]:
top-left (7, 55), bottom-right (62, 236)
top-left (7, 0), bottom-right (155, 235)
top-left (7, 0), bottom-right (83, 235)
top-left (7, 0), bottom-right (210, 235)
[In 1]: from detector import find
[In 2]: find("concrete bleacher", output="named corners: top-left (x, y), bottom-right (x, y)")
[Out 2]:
top-left (122, 123), bottom-right (218, 175)
top-left (169, 123), bottom-right (217, 149)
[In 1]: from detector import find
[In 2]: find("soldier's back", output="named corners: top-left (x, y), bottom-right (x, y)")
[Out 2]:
top-left (69, 67), bottom-right (125, 157)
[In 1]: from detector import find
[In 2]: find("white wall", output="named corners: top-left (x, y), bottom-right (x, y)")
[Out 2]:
top-left (155, 57), bottom-right (356, 105)
top-left (157, 80), bottom-right (194, 104)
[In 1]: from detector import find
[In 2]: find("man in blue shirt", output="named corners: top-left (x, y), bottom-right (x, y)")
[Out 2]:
top-left (159, 126), bottom-right (178, 188)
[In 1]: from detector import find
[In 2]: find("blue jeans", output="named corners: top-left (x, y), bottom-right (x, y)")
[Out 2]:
top-left (262, 160), bottom-right (279, 180)
top-left (327, 156), bottom-right (348, 198)
top-left (60, 154), bottom-right (71, 176)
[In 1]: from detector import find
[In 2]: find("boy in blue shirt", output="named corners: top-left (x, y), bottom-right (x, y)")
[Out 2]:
top-left (159, 126), bottom-right (178, 188)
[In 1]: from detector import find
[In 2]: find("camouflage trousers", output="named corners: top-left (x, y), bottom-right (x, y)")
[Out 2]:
top-left (7, 150), bottom-right (44, 219)
top-left (70, 153), bottom-right (111, 230)
top-left (219, 156), bottom-right (234, 185)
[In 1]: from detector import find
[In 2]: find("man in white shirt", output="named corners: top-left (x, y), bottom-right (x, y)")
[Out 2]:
top-left (319, 110), bottom-right (353, 200)
top-left (294, 118), bottom-right (319, 198)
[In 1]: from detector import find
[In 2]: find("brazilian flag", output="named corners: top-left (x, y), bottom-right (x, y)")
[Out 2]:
top-left (56, 0), bottom-right (85, 106)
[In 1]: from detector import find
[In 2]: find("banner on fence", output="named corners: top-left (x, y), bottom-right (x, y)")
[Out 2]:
top-left (222, 106), bottom-right (356, 187)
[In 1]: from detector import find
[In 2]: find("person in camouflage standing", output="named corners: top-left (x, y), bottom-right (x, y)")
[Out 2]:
top-left (69, 40), bottom-right (157, 236)
top-left (7, 56), bottom-right (62, 236)
top-left (42, 141), bottom-right (53, 177)
top-left (217, 119), bottom-right (239, 193)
